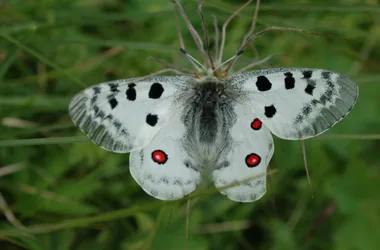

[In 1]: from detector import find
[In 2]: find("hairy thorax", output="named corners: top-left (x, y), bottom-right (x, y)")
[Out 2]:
top-left (179, 79), bottom-right (239, 169)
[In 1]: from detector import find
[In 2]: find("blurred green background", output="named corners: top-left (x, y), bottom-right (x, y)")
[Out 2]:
top-left (0, 0), bottom-right (379, 249)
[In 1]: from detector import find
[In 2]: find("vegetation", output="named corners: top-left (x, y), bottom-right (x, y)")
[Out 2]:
top-left (0, 0), bottom-right (379, 249)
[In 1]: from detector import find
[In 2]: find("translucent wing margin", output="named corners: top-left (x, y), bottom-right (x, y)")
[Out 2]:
top-left (229, 68), bottom-right (358, 139)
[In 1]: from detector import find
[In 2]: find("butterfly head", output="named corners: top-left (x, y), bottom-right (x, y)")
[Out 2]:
top-left (197, 68), bottom-right (227, 83)
top-left (179, 47), bottom-right (240, 83)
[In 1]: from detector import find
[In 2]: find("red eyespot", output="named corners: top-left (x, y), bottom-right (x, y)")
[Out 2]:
top-left (151, 150), bottom-right (168, 165)
top-left (251, 118), bottom-right (262, 130)
top-left (245, 153), bottom-right (261, 168)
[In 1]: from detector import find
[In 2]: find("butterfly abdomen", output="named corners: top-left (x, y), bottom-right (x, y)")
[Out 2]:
top-left (178, 81), bottom-right (238, 169)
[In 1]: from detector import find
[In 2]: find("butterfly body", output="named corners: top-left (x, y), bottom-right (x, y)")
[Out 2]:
top-left (69, 67), bottom-right (357, 202)
top-left (69, 0), bottom-right (358, 202)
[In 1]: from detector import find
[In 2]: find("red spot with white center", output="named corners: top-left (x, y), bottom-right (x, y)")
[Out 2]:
top-left (245, 153), bottom-right (261, 168)
top-left (251, 118), bottom-right (262, 130)
top-left (151, 150), bottom-right (168, 165)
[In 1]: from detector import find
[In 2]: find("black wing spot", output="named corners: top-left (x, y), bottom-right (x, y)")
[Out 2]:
top-left (327, 80), bottom-right (335, 89)
top-left (326, 89), bottom-right (334, 101)
top-left (320, 89), bottom-right (334, 105)
top-left (173, 179), bottom-right (182, 186)
top-left (264, 105), bottom-right (277, 118)
top-left (322, 71), bottom-right (331, 80)
top-left (184, 161), bottom-right (190, 168)
top-left (109, 98), bottom-right (118, 109)
top-left (109, 83), bottom-right (119, 92)
top-left (126, 83), bottom-right (136, 101)
top-left (91, 95), bottom-right (98, 104)
top-left (149, 82), bottom-right (164, 99)
top-left (105, 114), bottom-right (113, 120)
top-left (295, 114), bottom-right (303, 124)
top-left (93, 105), bottom-right (99, 114)
top-left (139, 150), bottom-right (144, 165)
top-left (113, 120), bottom-right (122, 129)
top-left (146, 114), bottom-right (158, 126)
top-left (311, 99), bottom-right (319, 106)
top-left (320, 95), bottom-right (328, 105)
top-left (95, 110), bottom-right (105, 119)
top-left (305, 84), bottom-right (315, 96)
top-left (302, 105), bottom-right (312, 116)
top-left (93, 86), bottom-right (101, 94)
top-left (161, 177), bottom-right (169, 184)
top-left (256, 76), bottom-right (272, 91)
top-left (302, 70), bottom-right (313, 79)
top-left (284, 72), bottom-right (295, 89)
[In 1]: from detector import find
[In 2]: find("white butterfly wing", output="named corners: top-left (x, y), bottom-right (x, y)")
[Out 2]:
top-left (230, 68), bottom-right (358, 139)
top-left (212, 104), bottom-right (274, 202)
top-left (129, 110), bottom-right (201, 200)
top-left (69, 76), bottom-right (188, 153)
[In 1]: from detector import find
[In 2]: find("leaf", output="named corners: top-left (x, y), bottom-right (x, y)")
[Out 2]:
top-left (325, 159), bottom-right (380, 249)
top-left (270, 220), bottom-right (297, 250)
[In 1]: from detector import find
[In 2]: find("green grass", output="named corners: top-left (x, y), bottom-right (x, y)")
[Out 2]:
top-left (1, 0), bottom-right (380, 249)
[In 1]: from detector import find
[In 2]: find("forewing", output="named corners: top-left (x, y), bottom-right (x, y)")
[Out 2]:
top-left (130, 110), bottom-right (201, 200)
top-left (69, 76), bottom-right (188, 153)
top-left (212, 104), bottom-right (274, 202)
top-left (230, 68), bottom-right (358, 139)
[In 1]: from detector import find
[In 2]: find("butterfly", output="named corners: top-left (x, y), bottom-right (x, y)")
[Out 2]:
top-left (68, 0), bottom-right (358, 202)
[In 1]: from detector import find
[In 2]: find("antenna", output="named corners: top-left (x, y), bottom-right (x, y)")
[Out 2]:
top-left (180, 48), bottom-right (208, 72)
top-left (173, 3), bottom-right (203, 72)
top-left (198, 0), bottom-right (215, 70)
top-left (218, 0), bottom-right (253, 65)
top-left (172, 0), bottom-right (208, 65)
top-left (213, 50), bottom-right (243, 73)
top-left (227, 0), bottom-right (261, 72)
top-left (212, 15), bottom-right (219, 62)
